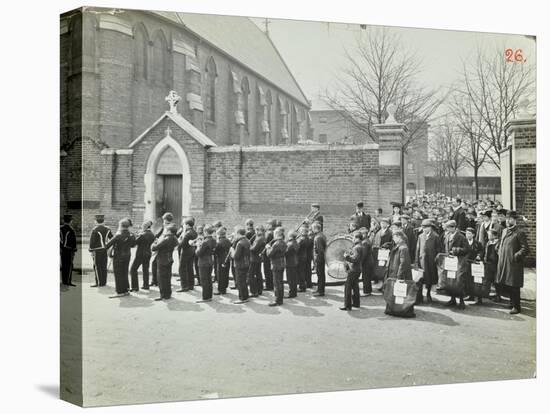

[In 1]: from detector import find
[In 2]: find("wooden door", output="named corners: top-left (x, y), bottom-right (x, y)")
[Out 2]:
top-left (161, 175), bottom-right (182, 226)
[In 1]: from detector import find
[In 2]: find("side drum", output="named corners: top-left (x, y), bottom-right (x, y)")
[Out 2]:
top-left (325, 233), bottom-right (354, 283)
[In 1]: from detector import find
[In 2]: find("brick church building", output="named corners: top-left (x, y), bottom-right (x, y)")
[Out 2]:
top-left (61, 7), bottom-right (405, 236)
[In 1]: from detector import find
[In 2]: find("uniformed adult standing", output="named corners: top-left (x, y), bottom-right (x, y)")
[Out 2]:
top-left (312, 221), bottom-right (327, 297)
top-left (60, 214), bottom-right (77, 287)
top-left (266, 227), bottom-right (287, 306)
top-left (310, 203), bottom-right (324, 231)
top-left (89, 214), bottom-right (113, 287)
top-left (296, 226), bottom-right (310, 292)
top-left (248, 225), bottom-right (266, 297)
top-left (129, 220), bottom-right (155, 290)
top-left (263, 219), bottom-right (276, 291)
top-left (340, 231), bottom-right (364, 311)
top-left (414, 219), bottom-right (442, 304)
top-left (285, 231), bottom-right (299, 298)
top-left (359, 227), bottom-right (374, 296)
top-left (496, 211), bottom-right (529, 314)
top-left (232, 226), bottom-right (251, 304)
top-left (151, 212), bottom-right (175, 287)
top-left (352, 202), bottom-right (371, 230)
top-left (195, 226), bottom-right (217, 302)
top-left (214, 227), bottom-right (231, 295)
top-left (151, 223), bottom-right (179, 301)
top-left (304, 225), bottom-right (314, 289)
top-left (176, 218), bottom-right (198, 292)
top-left (104, 218), bottom-right (136, 296)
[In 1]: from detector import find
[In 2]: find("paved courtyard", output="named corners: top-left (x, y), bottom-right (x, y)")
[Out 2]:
top-left (61, 269), bottom-right (536, 407)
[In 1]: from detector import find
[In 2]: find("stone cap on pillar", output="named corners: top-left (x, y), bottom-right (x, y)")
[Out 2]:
top-left (505, 99), bottom-right (536, 135)
top-left (373, 106), bottom-right (407, 147)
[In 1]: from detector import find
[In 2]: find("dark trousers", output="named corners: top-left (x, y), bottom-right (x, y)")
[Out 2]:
top-left (213, 256), bottom-right (218, 282)
top-left (507, 286), bottom-right (521, 310)
top-left (248, 261), bottom-right (263, 295)
top-left (287, 266), bottom-right (298, 297)
top-left (217, 261), bottom-right (230, 293)
top-left (235, 267), bottom-right (249, 301)
top-left (263, 260), bottom-right (273, 290)
top-left (315, 260), bottom-right (326, 294)
top-left (179, 256), bottom-right (194, 290)
top-left (194, 256), bottom-right (200, 285)
top-left (94, 250), bottom-right (108, 286)
top-left (61, 251), bottom-right (73, 285)
top-left (113, 256), bottom-right (131, 294)
top-left (158, 262), bottom-right (173, 299)
top-left (361, 261), bottom-right (372, 294)
top-left (199, 265), bottom-right (213, 300)
top-left (273, 268), bottom-right (284, 304)
top-left (231, 261), bottom-right (237, 287)
top-left (151, 256), bottom-right (158, 286)
top-left (344, 271), bottom-right (361, 308)
top-left (130, 254), bottom-right (151, 289)
top-left (305, 258), bottom-right (313, 288)
top-left (297, 261), bottom-right (308, 290)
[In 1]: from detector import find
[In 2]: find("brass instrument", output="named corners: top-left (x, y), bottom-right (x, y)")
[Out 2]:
top-left (294, 210), bottom-right (320, 233)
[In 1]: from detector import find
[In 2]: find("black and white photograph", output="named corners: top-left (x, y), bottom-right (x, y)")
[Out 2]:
top-left (2, 0), bottom-right (547, 412)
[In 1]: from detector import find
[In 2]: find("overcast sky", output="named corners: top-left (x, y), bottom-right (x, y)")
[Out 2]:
top-left (251, 17), bottom-right (536, 111)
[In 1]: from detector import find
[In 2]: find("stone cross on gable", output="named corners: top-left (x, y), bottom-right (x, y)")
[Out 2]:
top-left (165, 90), bottom-right (181, 114)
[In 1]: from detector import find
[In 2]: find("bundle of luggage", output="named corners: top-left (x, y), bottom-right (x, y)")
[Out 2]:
top-left (383, 278), bottom-right (418, 318)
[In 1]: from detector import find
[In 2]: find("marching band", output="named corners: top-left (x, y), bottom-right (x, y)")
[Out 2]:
top-left (60, 194), bottom-right (530, 315)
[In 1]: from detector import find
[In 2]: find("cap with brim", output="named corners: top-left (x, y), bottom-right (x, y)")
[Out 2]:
top-left (356, 202), bottom-right (364, 208)
top-left (481, 210), bottom-right (492, 218)
top-left (380, 217), bottom-right (390, 224)
top-left (506, 210), bottom-right (519, 219)
top-left (421, 219), bottom-right (434, 228)
top-left (95, 214), bottom-right (104, 220)
top-left (465, 227), bottom-right (476, 234)
top-left (63, 214), bottom-right (73, 222)
top-left (311, 203), bottom-right (320, 209)
top-left (400, 214), bottom-right (410, 220)
top-left (445, 220), bottom-right (457, 228)
top-left (390, 201), bottom-right (403, 208)
top-left (497, 208), bottom-right (508, 215)
top-left (184, 218), bottom-right (194, 226)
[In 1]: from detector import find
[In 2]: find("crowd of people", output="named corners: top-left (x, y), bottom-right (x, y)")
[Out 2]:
top-left (59, 193), bottom-right (531, 316)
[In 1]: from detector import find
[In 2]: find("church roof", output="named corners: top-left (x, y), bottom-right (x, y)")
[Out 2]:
top-left (129, 110), bottom-right (217, 149)
top-left (152, 11), bottom-right (310, 107)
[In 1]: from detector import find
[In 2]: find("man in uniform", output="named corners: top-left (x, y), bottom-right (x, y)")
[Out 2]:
top-left (151, 223), bottom-right (179, 301)
top-left (231, 226), bottom-right (251, 304)
top-left (151, 212), bottom-right (175, 287)
top-left (285, 231), bottom-right (299, 298)
top-left (130, 220), bottom-right (155, 290)
top-left (195, 225), bottom-right (217, 302)
top-left (352, 202), bottom-right (371, 230)
top-left (89, 214), bottom-right (113, 287)
top-left (60, 214), bottom-right (77, 287)
top-left (359, 227), bottom-right (373, 296)
top-left (266, 227), bottom-right (287, 306)
top-left (496, 211), bottom-right (529, 314)
top-left (248, 225), bottom-right (266, 297)
top-left (263, 219), bottom-right (276, 291)
top-left (340, 231), bottom-right (364, 310)
top-left (177, 218), bottom-right (198, 292)
top-left (451, 198), bottom-right (467, 232)
top-left (312, 221), bottom-right (327, 297)
top-left (214, 227), bottom-right (231, 295)
top-left (296, 226), bottom-right (310, 292)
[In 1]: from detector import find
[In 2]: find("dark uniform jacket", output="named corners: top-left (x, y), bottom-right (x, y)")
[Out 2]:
top-left (285, 239), bottom-right (299, 268)
top-left (451, 207), bottom-right (467, 232)
top-left (496, 225), bottom-right (529, 288)
top-left (60, 224), bottom-right (77, 253)
top-left (352, 212), bottom-right (371, 231)
top-left (361, 237), bottom-right (374, 268)
top-left (232, 235), bottom-right (251, 269)
top-left (178, 228), bottom-right (198, 259)
top-left (195, 236), bottom-right (216, 267)
top-left (313, 232), bottom-right (327, 264)
top-left (105, 229), bottom-right (136, 259)
top-left (297, 235), bottom-right (309, 262)
top-left (466, 239), bottom-right (483, 261)
top-left (267, 239), bottom-right (287, 271)
top-left (249, 235), bottom-right (266, 263)
top-left (415, 230), bottom-right (441, 285)
top-left (344, 241), bottom-right (364, 273)
top-left (151, 234), bottom-right (179, 265)
top-left (385, 241), bottom-right (412, 280)
top-left (245, 229), bottom-right (255, 241)
top-left (312, 214), bottom-right (324, 231)
top-left (402, 223), bottom-right (416, 260)
top-left (89, 224), bottom-right (113, 250)
top-left (135, 229), bottom-right (155, 257)
top-left (214, 237), bottom-right (231, 263)
top-left (373, 228), bottom-right (392, 249)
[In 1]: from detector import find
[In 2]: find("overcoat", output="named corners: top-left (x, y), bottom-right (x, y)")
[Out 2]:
top-left (415, 230), bottom-right (441, 285)
top-left (442, 230), bottom-right (471, 287)
top-left (385, 241), bottom-right (412, 281)
top-left (495, 225), bottom-right (529, 288)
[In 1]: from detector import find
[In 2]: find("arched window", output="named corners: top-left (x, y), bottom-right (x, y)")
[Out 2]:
top-left (152, 30), bottom-right (169, 85)
top-left (241, 76), bottom-right (250, 133)
top-left (133, 24), bottom-right (148, 80)
top-left (291, 104), bottom-right (298, 143)
top-left (265, 90), bottom-right (272, 141)
top-left (204, 57), bottom-right (217, 122)
top-left (285, 101), bottom-right (291, 144)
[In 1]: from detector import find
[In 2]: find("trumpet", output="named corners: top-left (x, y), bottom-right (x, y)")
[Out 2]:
top-left (188, 235), bottom-right (204, 247)
top-left (294, 210), bottom-right (319, 233)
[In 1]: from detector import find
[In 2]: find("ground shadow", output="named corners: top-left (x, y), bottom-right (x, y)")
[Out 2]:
top-left (116, 293), bottom-right (155, 308)
top-left (345, 306), bottom-right (381, 320)
top-left (292, 292), bottom-right (332, 307)
top-left (204, 299), bottom-right (246, 314)
top-left (36, 384), bottom-right (59, 399)
top-left (164, 297), bottom-right (205, 312)
top-left (411, 308), bottom-right (459, 326)
top-left (280, 299), bottom-right (324, 317)
top-left (244, 299), bottom-right (282, 315)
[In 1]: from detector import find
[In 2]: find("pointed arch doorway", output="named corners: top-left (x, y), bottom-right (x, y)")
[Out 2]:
top-left (143, 129), bottom-right (191, 226)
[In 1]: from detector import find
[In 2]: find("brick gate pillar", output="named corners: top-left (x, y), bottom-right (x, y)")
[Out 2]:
top-left (374, 109), bottom-right (406, 210)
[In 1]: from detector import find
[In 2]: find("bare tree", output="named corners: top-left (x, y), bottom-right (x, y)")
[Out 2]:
top-left (449, 92), bottom-right (490, 199)
top-left (323, 27), bottom-right (446, 150)
top-left (459, 47), bottom-right (535, 169)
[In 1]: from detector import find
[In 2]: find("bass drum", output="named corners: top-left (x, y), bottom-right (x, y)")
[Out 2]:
top-left (325, 233), bottom-right (354, 284)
